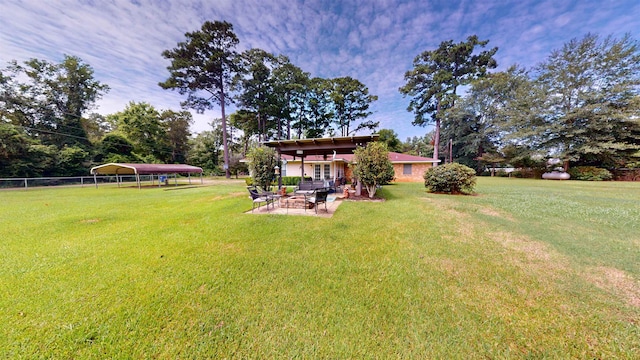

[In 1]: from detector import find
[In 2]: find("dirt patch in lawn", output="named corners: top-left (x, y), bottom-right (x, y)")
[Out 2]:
top-left (425, 195), bottom-right (640, 310)
top-left (585, 266), bottom-right (640, 308)
top-left (491, 231), bottom-right (570, 279)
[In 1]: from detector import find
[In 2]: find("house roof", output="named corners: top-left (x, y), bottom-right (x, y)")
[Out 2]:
top-left (90, 163), bottom-right (203, 175)
top-left (281, 152), bottom-right (439, 164)
top-left (387, 152), bottom-right (440, 163)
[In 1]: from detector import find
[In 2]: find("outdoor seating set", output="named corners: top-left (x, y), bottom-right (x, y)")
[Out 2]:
top-left (247, 185), bottom-right (279, 212)
top-left (296, 178), bottom-right (344, 193)
top-left (247, 182), bottom-right (330, 214)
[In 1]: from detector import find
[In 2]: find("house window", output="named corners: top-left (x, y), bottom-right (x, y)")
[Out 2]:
top-left (324, 164), bottom-right (330, 179)
top-left (403, 164), bottom-right (412, 175)
top-left (314, 165), bottom-right (321, 180)
top-left (281, 165), bottom-right (286, 177)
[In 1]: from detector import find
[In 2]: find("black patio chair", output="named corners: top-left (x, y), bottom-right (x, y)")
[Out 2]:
top-left (247, 186), bottom-right (275, 212)
top-left (304, 188), bottom-right (329, 214)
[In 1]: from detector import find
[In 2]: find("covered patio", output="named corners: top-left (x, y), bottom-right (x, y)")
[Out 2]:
top-left (263, 135), bottom-right (379, 195)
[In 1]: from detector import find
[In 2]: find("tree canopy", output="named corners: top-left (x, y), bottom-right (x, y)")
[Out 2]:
top-left (328, 76), bottom-right (378, 136)
top-left (531, 33), bottom-right (640, 167)
top-left (1, 55), bottom-right (109, 149)
top-left (400, 35), bottom-right (498, 162)
top-left (160, 20), bottom-right (240, 177)
top-left (2, 27), bottom-right (639, 180)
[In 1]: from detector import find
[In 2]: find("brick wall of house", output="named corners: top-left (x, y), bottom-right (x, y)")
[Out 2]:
top-left (393, 163), bottom-right (433, 182)
top-left (344, 165), bottom-right (353, 183)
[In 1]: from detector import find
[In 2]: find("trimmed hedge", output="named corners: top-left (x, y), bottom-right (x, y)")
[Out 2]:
top-left (280, 176), bottom-right (312, 186)
top-left (424, 163), bottom-right (477, 194)
top-left (567, 166), bottom-right (613, 181)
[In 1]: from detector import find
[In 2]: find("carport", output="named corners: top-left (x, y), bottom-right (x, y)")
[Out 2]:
top-left (90, 163), bottom-right (203, 189)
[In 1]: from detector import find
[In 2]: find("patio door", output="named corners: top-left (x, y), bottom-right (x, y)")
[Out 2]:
top-left (314, 165), bottom-right (321, 180)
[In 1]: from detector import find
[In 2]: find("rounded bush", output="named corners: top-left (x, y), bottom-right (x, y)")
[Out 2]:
top-left (567, 166), bottom-right (612, 181)
top-left (424, 163), bottom-right (477, 194)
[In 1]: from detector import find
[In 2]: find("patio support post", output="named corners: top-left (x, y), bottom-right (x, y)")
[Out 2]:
top-left (277, 152), bottom-right (282, 189)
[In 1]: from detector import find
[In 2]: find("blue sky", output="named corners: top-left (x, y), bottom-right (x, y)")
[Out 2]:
top-left (1, 0), bottom-right (639, 141)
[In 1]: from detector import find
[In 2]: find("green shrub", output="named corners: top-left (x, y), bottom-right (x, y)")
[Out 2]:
top-left (511, 169), bottom-right (538, 178)
top-left (245, 178), bottom-right (253, 186)
top-left (281, 176), bottom-right (303, 186)
top-left (353, 142), bottom-right (395, 198)
top-left (246, 147), bottom-right (277, 189)
top-left (567, 166), bottom-right (613, 181)
top-left (424, 163), bottom-right (477, 194)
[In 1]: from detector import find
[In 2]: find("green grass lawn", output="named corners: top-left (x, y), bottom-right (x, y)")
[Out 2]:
top-left (1, 179), bottom-right (638, 358)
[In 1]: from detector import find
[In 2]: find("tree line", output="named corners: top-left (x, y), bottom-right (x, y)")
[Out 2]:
top-left (400, 33), bottom-right (640, 173)
top-left (2, 20), bottom-right (638, 179)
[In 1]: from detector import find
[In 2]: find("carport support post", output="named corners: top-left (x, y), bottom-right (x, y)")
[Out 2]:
top-left (136, 173), bottom-right (141, 189)
top-left (94, 173), bottom-right (98, 188)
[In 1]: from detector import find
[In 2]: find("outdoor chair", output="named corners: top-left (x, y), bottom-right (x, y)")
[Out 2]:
top-left (256, 185), bottom-right (274, 195)
top-left (295, 180), bottom-right (325, 194)
top-left (247, 186), bottom-right (275, 212)
top-left (304, 188), bottom-right (329, 214)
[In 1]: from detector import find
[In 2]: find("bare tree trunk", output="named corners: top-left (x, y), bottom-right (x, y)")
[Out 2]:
top-left (220, 77), bottom-right (230, 178)
top-left (433, 101), bottom-right (441, 165)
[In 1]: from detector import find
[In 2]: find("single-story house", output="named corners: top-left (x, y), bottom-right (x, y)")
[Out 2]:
top-left (279, 152), bottom-right (439, 183)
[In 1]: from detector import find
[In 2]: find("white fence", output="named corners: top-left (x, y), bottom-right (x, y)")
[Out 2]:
top-left (0, 174), bottom-right (198, 189)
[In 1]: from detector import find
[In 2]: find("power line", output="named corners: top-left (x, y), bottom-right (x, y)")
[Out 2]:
top-left (8, 124), bottom-right (192, 159)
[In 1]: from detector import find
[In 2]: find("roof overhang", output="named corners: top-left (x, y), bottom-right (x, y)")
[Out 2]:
top-left (263, 135), bottom-right (379, 157)
top-left (392, 160), bottom-right (440, 164)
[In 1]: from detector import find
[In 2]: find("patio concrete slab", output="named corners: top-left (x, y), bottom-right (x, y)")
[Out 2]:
top-left (245, 195), bottom-right (343, 217)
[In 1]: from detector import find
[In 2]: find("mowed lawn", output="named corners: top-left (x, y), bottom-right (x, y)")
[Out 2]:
top-left (0, 178), bottom-right (638, 358)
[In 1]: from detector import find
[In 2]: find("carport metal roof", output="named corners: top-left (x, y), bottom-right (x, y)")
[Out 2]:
top-left (90, 163), bottom-right (203, 189)
top-left (90, 163), bottom-right (203, 175)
